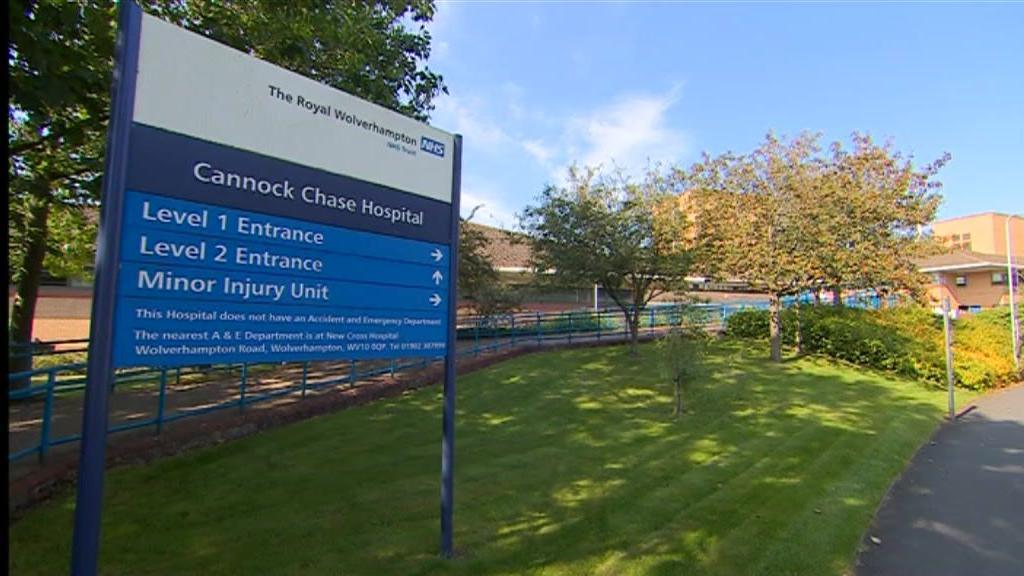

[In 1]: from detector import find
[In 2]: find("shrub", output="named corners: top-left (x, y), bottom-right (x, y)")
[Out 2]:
top-left (723, 309), bottom-right (770, 339)
top-left (723, 303), bottom-right (1021, 390)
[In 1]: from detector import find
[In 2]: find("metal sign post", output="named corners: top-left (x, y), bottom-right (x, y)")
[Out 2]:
top-left (70, 3), bottom-right (461, 573)
top-left (942, 297), bottom-right (955, 421)
top-left (441, 135), bottom-right (462, 559)
top-left (1007, 215), bottom-right (1020, 369)
top-left (70, 4), bottom-right (141, 574)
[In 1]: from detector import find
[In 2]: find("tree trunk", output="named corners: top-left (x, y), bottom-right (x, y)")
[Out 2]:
top-left (9, 196), bottom-right (52, 384)
top-left (769, 294), bottom-right (783, 362)
top-left (794, 301), bottom-right (804, 355)
top-left (673, 378), bottom-right (683, 418)
top-left (831, 285), bottom-right (843, 308)
top-left (628, 308), bottom-right (640, 355)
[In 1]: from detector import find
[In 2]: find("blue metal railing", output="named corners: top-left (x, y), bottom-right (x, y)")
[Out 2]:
top-left (7, 294), bottom-right (896, 463)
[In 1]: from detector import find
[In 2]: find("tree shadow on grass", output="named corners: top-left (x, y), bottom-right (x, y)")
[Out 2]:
top-left (8, 340), bottom-right (959, 576)
top-left (419, 340), bottom-right (953, 576)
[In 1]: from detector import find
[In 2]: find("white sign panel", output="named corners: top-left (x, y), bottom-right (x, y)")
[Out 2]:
top-left (133, 13), bottom-right (455, 203)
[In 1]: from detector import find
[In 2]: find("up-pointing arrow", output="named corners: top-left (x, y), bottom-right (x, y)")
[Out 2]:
top-left (429, 293), bottom-right (442, 307)
top-left (432, 270), bottom-right (443, 285)
top-left (431, 248), bottom-right (443, 262)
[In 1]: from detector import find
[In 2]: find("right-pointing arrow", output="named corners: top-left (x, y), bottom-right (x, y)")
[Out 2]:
top-left (430, 293), bottom-right (442, 307)
top-left (431, 248), bottom-right (443, 262)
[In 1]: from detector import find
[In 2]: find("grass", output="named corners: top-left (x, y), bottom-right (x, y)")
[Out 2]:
top-left (8, 340), bottom-right (971, 575)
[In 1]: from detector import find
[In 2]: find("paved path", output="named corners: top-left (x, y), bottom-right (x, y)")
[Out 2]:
top-left (856, 384), bottom-right (1024, 576)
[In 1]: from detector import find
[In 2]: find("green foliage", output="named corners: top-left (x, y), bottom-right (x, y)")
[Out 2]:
top-left (723, 309), bottom-right (771, 339)
top-left (9, 199), bottom-right (98, 282)
top-left (679, 132), bottom-right (948, 362)
top-left (520, 165), bottom-right (693, 350)
top-left (467, 282), bottom-right (522, 317)
top-left (724, 305), bottom-right (1021, 390)
top-left (457, 217), bottom-right (504, 310)
top-left (658, 312), bottom-right (711, 417)
top-left (954, 308), bottom-right (1021, 390)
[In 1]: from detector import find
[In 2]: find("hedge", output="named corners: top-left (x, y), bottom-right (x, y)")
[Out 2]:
top-left (724, 304), bottom-right (1021, 390)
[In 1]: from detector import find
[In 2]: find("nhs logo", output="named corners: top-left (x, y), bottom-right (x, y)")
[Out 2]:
top-left (420, 137), bottom-right (446, 158)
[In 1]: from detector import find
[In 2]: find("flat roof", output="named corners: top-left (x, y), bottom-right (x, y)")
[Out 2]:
top-left (932, 211), bottom-right (1020, 225)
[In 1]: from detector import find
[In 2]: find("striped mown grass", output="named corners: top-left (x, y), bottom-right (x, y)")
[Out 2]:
top-left (9, 340), bottom-right (968, 575)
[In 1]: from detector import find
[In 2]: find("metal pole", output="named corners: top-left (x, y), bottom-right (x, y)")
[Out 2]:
top-left (239, 364), bottom-right (248, 410)
top-left (593, 284), bottom-right (599, 313)
top-left (1006, 215), bottom-right (1020, 370)
top-left (71, 4), bottom-right (141, 574)
top-left (156, 369), bottom-right (167, 435)
top-left (40, 370), bottom-right (57, 462)
top-left (943, 298), bottom-right (955, 421)
top-left (301, 361), bottom-right (309, 398)
top-left (440, 134), bottom-right (462, 559)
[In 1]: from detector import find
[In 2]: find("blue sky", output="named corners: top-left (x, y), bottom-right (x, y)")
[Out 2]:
top-left (424, 1), bottom-right (1023, 229)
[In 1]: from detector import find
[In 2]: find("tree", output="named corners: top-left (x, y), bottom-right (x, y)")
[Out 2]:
top-left (458, 209), bottom-right (521, 316)
top-left (813, 134), bottom-right (948, 305)
top-left (8, 0), bottom-right (447, 380)
top-left (520, 165), bottom-right (693, 354)
top-left (8, 0), bottom-right (114, 376)
top-left (659, 308), bottom-right (710, 418)
top-left (681, 133), bottom-right (823, 362)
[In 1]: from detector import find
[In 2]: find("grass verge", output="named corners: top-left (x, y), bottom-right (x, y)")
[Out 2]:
top-left (8, 340), bottom-right (970, 575)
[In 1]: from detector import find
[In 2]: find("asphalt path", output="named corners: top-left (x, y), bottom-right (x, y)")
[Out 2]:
top-left (855, 384), bottom-right (1024, 576)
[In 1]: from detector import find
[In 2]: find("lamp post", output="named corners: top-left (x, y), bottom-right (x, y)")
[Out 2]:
top-left (1007, 214), bottom-right (1020, 369)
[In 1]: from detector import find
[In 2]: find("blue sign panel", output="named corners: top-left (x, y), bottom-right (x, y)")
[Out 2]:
top-left (113, 190), bottom-right (451, 366)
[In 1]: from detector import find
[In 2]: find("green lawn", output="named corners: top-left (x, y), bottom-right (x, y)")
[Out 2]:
top-left (9, 341), bottom-right (969, 575)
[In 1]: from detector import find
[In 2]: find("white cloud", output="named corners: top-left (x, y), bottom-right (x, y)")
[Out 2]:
top-left (433, 95), bottom-right (509, 147)
top-left (461, 180), bottom-right (520, 231)
top-left (563, 86), bottom-right (691, 175)
top-left (522, 139), bottom-right (555, 165)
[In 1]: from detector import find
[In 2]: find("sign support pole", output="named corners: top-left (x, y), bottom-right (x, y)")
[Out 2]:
top-left (441, 135), bottom-right (463, 558)
top-left (70, 3), bottom-right (141, 575)
top-left (943, 297), bottom-right (955, 421)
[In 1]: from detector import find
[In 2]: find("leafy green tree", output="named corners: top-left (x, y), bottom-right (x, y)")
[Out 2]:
top-left (8, 0), bottom-right (447, 380)
top-left (8, 0), bottom-right (114, 375)
top-left (520, 165), bottom-right (693, 354)
top-left (458, 211), bottom-right (521, 316)
top-left (458, 212), bottom-right (499, 301)
top-left (680, 133), bottom-right (823, 362)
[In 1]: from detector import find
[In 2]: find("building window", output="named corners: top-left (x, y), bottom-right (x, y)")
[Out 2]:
top-left (992, 272), bottom-right (1006, 285)
top-left (945, 232), bottom-right (973, 251)
top-left (955, 275), bottom-right (968, 286)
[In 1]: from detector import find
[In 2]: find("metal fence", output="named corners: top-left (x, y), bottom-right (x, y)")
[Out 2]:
top-left (8, 295), bottom-right (897, 464)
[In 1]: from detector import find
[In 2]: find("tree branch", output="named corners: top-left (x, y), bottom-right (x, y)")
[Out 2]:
top-left (8, 114), bottom-right (110, 157)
